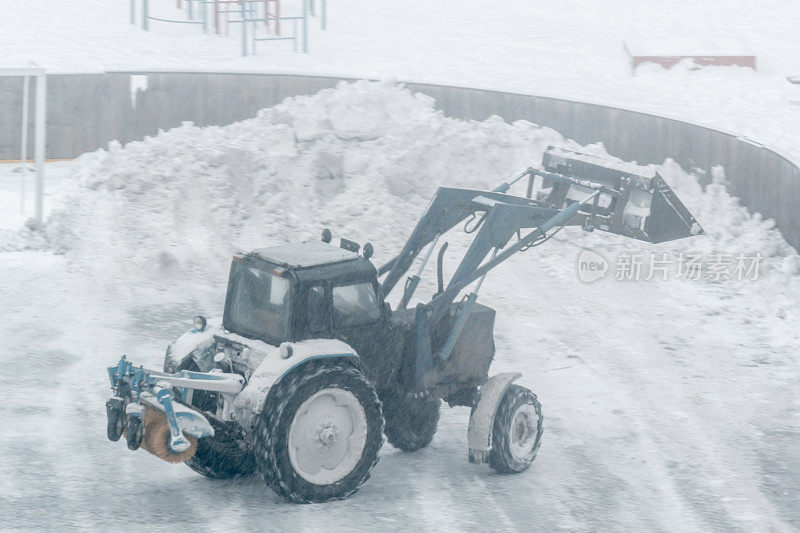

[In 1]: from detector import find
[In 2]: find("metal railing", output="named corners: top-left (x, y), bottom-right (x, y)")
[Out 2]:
top-left (243, 0), bottom-right (306, 55)
top-left (131, 0), bottom-right (207, 31)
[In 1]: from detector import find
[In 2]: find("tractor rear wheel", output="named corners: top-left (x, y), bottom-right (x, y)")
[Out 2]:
top-left (382, 393), bottom-right (440, 452)
top-left (488, 385), bottom-right (543, 474)
top-left (254, 359), bottom-right (384, 503)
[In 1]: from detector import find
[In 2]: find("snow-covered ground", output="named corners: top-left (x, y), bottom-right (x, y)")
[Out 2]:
top-left (4, 0), bottom-right (800, 162)
top-left (3, 1), bottom-right (800, 530)
top-left (1, 82), bottom-right (798, 531)
top-left (0, 162), bottom-right (73, 230)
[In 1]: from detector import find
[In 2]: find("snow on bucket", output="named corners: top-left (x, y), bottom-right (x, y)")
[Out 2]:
top-left (537, 147), bottom-right (704, 244)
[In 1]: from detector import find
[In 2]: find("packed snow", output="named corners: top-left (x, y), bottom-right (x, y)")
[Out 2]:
top-left (1, 82), bottom-right (798, 531)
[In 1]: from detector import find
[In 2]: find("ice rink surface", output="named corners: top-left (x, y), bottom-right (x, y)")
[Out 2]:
top-left (1, 82), bottom-right (798, 531)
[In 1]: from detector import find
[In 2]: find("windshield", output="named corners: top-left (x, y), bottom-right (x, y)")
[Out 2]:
top-left (226, 265), bottom-right (291, 341)
top-left (332, 282), bottom-right (381, 328)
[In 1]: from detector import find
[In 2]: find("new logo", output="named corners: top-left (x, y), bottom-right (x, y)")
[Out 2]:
top-left (577, 250), bottom-right (608, 283)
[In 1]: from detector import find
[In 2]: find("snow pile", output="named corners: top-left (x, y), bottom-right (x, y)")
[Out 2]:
top-left (31, 81), bottom-right (568, 288)
top-left (12, 81), bottom-right (799, 304)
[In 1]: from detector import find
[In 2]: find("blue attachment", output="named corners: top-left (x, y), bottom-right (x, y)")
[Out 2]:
top-left (491, 167), bottom-right (534, 194)
top-left (413, 304), bottom-right (434, 387)
top-left (107, 356), bottom-right (133, 394)
top-left (156, 388), bottom-right (195, 452)
top-left (156, 388), bottom-right (183, 442)
top-left (107, 358), bottom-right (240, 393)
top-left (399, 234), bottom-right (440, 309)
top-left (381, 187), bottom-right (557, 299)
top-left (399, 275), bottom-right (421, 309)
top-left (130, 367), bottom-right (147, 395)
top-left (429, 192), bottom-right (597, 321)
top-left (106, 355), bottom-right (217, 445)
top-left (439, 293), bottom-right (478, 362)
top-left (538, 194), bottom-right (593, 233)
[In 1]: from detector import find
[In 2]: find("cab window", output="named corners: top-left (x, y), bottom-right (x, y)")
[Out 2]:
top-left (227, 267), bottom-right (291, 341)
top-left (332, 282), bottom-right (381, 328)
top-left (306, 285), bottom-right (329, 333)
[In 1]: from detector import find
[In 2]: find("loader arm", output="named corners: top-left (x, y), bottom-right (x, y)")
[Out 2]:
top-left (381, 147), bottom-right (703, 314)
top-left (379, 167), bottom-right (547, 297)
top-left (378, 147), bottom-right (703, 373)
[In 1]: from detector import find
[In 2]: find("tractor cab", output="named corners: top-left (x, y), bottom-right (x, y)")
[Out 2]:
top-left (222, 240), bottom-right (387, 347)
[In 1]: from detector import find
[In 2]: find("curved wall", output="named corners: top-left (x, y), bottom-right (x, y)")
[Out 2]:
top-left (1, 71), bottom-right (798, 249)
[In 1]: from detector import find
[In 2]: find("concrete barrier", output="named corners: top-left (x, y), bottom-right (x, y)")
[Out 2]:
top-left (1, 71), bottom-right (798, 249)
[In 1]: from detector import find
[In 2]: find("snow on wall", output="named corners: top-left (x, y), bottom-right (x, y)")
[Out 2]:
top-left (6, 81), bottom-right (799, 308)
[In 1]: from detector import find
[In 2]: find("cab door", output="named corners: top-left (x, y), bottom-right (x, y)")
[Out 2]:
top-left (328, 280), bottom-right (393, 386)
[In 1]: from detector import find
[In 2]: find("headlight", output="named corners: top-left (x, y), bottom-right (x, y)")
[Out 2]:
top-left (279, 342), bottom-right (294, 359)
top-left (193, 315), bottom-right (207, 331)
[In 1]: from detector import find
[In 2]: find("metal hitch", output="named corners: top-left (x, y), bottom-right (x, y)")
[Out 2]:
top-left (104, 356), bottom-right (242, 463)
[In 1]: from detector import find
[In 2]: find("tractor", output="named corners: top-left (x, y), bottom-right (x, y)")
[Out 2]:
top-left (105, 147), bottom-right (703, 502)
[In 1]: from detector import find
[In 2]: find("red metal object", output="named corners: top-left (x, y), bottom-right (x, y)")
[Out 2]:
top-left (631, 55), bottom-right (756, 71)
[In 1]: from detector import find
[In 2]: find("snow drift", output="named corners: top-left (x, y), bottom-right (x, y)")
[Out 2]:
top-left (7, 81), bottom-right (799, 307)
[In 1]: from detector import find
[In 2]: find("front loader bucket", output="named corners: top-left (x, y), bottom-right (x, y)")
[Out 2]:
top-left (538, 147), bottom-right (703, 243)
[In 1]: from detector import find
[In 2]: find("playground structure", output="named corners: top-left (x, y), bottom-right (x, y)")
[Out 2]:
top-left (129, 0), bottom-right (327, 55)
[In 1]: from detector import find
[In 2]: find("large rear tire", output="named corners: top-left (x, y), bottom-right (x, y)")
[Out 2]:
top-left (254, 359), bottom-right (384, 503)
top-left (488, 385), bottom-right (543, 474)
top-left (382, 393), bottom-right (440, 452)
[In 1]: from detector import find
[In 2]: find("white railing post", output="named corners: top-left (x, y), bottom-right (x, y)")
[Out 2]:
top-left (142, 0), bottom-right (149, 30)
top-left (302, 0), bottom-right (308, 53)
top-left (34, 72), bottom-right (47, 226)
top-left (20, 74), bottom-right (30, 213)
top-left (241, 0), bottom-right (247, 56)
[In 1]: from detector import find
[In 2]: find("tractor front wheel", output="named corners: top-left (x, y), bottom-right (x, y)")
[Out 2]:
top-left (382, 393), bottom-right (440, 452)
top-left (254, 359), bottom-right (384, 503)
top-left (179, 361), bottom-right (256, 479)
top-left (489, 385), bottom-right (543, 474)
